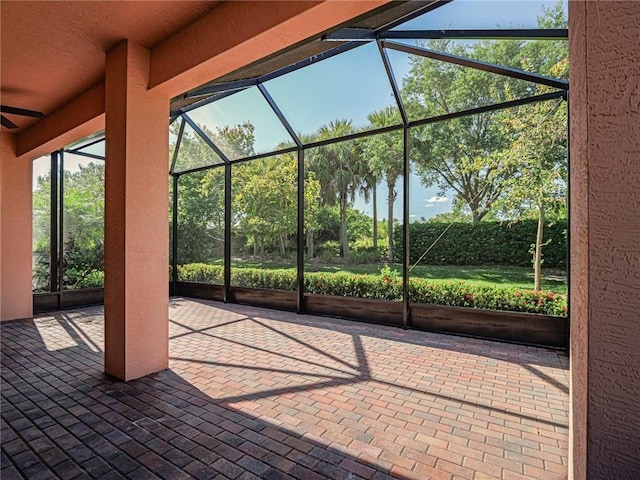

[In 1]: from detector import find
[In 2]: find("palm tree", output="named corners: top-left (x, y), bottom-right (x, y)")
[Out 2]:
top-left (308, 120), bottom-right (362, 261)
top-left (358, 170), bottom-right (378, 250)
top-left (362, 107), bottom-right (404, 262)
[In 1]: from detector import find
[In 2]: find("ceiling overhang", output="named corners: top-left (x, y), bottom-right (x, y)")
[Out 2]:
top-left (2, 0), bottom-right (435, 158)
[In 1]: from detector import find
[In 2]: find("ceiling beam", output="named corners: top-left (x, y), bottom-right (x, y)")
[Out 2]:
top-left (149, 0), bottom-right (393, 97)
top-left (16, 82), bottom-right (105, 159)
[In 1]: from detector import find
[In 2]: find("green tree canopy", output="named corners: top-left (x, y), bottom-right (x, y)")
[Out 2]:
top-left (404, 5), bottom-right (567, 222)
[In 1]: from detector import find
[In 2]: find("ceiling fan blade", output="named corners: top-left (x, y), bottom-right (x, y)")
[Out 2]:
top-left (0, 105), bottom-right (44, 118)
top-left (1, 115), bottom-right (18, 129)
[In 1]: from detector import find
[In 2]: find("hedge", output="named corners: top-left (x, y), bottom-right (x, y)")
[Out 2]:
top-left (393, 219), bottom-right (567, 268)
top-left (177, 263), bottom-right (567, 316)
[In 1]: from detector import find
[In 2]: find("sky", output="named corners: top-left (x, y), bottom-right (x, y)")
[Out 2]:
top-left (33, 0), bottom-right (567, 220)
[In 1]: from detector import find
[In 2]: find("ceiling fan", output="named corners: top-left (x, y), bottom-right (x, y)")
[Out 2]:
top-left (1, 105), bottom-right (44, 129)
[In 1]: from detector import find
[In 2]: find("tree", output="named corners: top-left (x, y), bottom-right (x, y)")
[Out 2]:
top-left (361, 107), bottom-right (404, 261)
top-left (232, 154), bottom-right (319, 260)
top-left (427, 210), bottom-right (473, 224)
top-left (213, 122), bottom-right (256, 159)
top-left (404, 40), bottom-right (528, 222)
top-left (497, 98), bottom-right (567, 290)
top-left (172, 121), bottom-right (254, 264)
top-left (404, 5), bottom-right (568, 222)
top-left (31, 161), bottom-right (106, 289)
top-left (307, 120), bottom-right (363, 261)
top-left (357, 169), bottom-right (378, 251)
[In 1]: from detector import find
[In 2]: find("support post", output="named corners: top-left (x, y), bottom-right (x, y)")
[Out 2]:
top-left (224, 163), bottom-right (231, 302)
top-left (58, 151), bottom-right (65, 301)
top-left (104, 40), bottom-right (169, 381)
top-left (569, 2), bottom-right (640, 478)
top-left (50, 151), bottom-right (59, 296)
top-left (297, 149), bottom-right (305, 313)
top-left (402, 127), bottom-right (410, 329)
top-left (171, 174), bottom-right (179, 294)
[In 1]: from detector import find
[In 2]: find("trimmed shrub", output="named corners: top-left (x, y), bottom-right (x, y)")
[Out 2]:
top-left (176, 263), bottom-right (567, 316)
top-left (394, 219), bottom-right (567, 268)
top-left (304, 272), bottom-right (403, 300)
top-left (232, 268), bottom-right (297, 291)
top-left (177, 263), bottom-right (223, 284)
top-left (408, 279), bottom-right (566, 316)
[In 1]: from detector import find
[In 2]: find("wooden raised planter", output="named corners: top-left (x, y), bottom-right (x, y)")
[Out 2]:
top-left (304, 294), bottom-right (404, 327)
top-left (33, 292), bottom-right (60, 313)
top-left (410, 303), bottom-right (567, 348)
top-left (230, 287), bottom-right (297, 311)
top-left (148, 282), bottom-right (569, 348)
top-left (176, 282), bottom-right (224, 302)
top-left (34, 287), bottom-right (105, 313)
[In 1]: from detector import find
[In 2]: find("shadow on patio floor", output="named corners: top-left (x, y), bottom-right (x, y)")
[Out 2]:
top-left (1, 299), bottom-right (569, 479)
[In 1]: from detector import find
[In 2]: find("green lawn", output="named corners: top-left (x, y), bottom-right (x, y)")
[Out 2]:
top-left (222, 260), bottom-right (567, 295)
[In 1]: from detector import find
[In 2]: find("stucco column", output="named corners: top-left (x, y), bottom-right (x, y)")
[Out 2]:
top-left (0, 133), bottom-right (33, 322)
top-left (569, 1), bottom-right (640, 478)
top-left (104, 40), bottom-right (169, 381)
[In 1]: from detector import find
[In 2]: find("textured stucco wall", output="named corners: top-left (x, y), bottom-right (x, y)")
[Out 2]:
top-left (570, 1), bottom-right (640, 478)
top-left (0, 133), bottom-right (33, 321)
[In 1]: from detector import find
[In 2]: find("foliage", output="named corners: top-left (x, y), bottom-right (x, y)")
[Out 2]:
top-left (405, 40), bottom-right (525, 222)
top-left (177, 169), bottom-right (224, 264)
top-left (349, 245), bottom-right (386, 265)
top-left (172, 121), bottom-right (256, 263)
top-left (233, 154), bottom-right (298, 258)
top-left (408, 278), bottom-right (566, 316)
top-left (177, 262), bottom-right (566, 316)
top-left (403, 7), bottom-right (568, 222)
top-left (395, 219), bottom-right (567, 268)
top-left (361, 108), bottom-right (404, 261)
top-left (32, 161), bottom-right (106, 290)
top-left (426, 210), bottom-right (473, 223)
top-left (306, 120), bottom-right (363, 260)
top-left (496, 90), bottom-right (568, 289)
top-left (33, 169), bottom-right (52, 291)
top-left (176, 263), bottom-right (224, 283)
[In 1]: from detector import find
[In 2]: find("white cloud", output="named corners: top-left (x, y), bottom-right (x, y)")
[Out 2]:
top-left (425, 203), bottom-right (435, 208)
top-left (426, 196), bottom-right (448, 204)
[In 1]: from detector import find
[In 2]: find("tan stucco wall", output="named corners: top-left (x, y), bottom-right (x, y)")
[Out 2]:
top-left (0, 133), bottom-right (33, 321)
top-left (103, 41), bottom-right (170, 381)
top-left (569, 1), bottom-right (640, 478)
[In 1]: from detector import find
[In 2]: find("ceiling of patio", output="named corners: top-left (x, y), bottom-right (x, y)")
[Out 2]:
top-left (0, 0), bottom-right (430, 134)
top-left (0, 0), bottom-right (221, 132)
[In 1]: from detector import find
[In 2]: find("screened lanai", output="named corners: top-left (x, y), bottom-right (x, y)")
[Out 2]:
top-left (32, 0), bottom-right (570, 348)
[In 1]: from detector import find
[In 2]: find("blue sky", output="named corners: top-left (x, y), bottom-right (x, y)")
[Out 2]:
top-left (396, 0), bottom-right (567, 30)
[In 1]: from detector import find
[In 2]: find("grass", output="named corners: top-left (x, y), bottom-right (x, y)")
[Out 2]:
top-left (220, 259), bottom-right (568, 295)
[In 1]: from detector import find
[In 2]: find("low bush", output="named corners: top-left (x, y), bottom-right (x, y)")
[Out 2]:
top-left (232, 268), bottom-right (297, 291)
top-left (407, 279), bottom-right (566, 315)
top-left (177, 263), bottom-right (567, 316)
top-left (177, 263), bottom-right (223, 284)
top-left (74, 270), bottom-right (104, 289)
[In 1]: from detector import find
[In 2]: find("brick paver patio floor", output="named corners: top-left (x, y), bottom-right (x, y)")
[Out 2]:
top-left (1, 298), bottom-right (569, 480)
